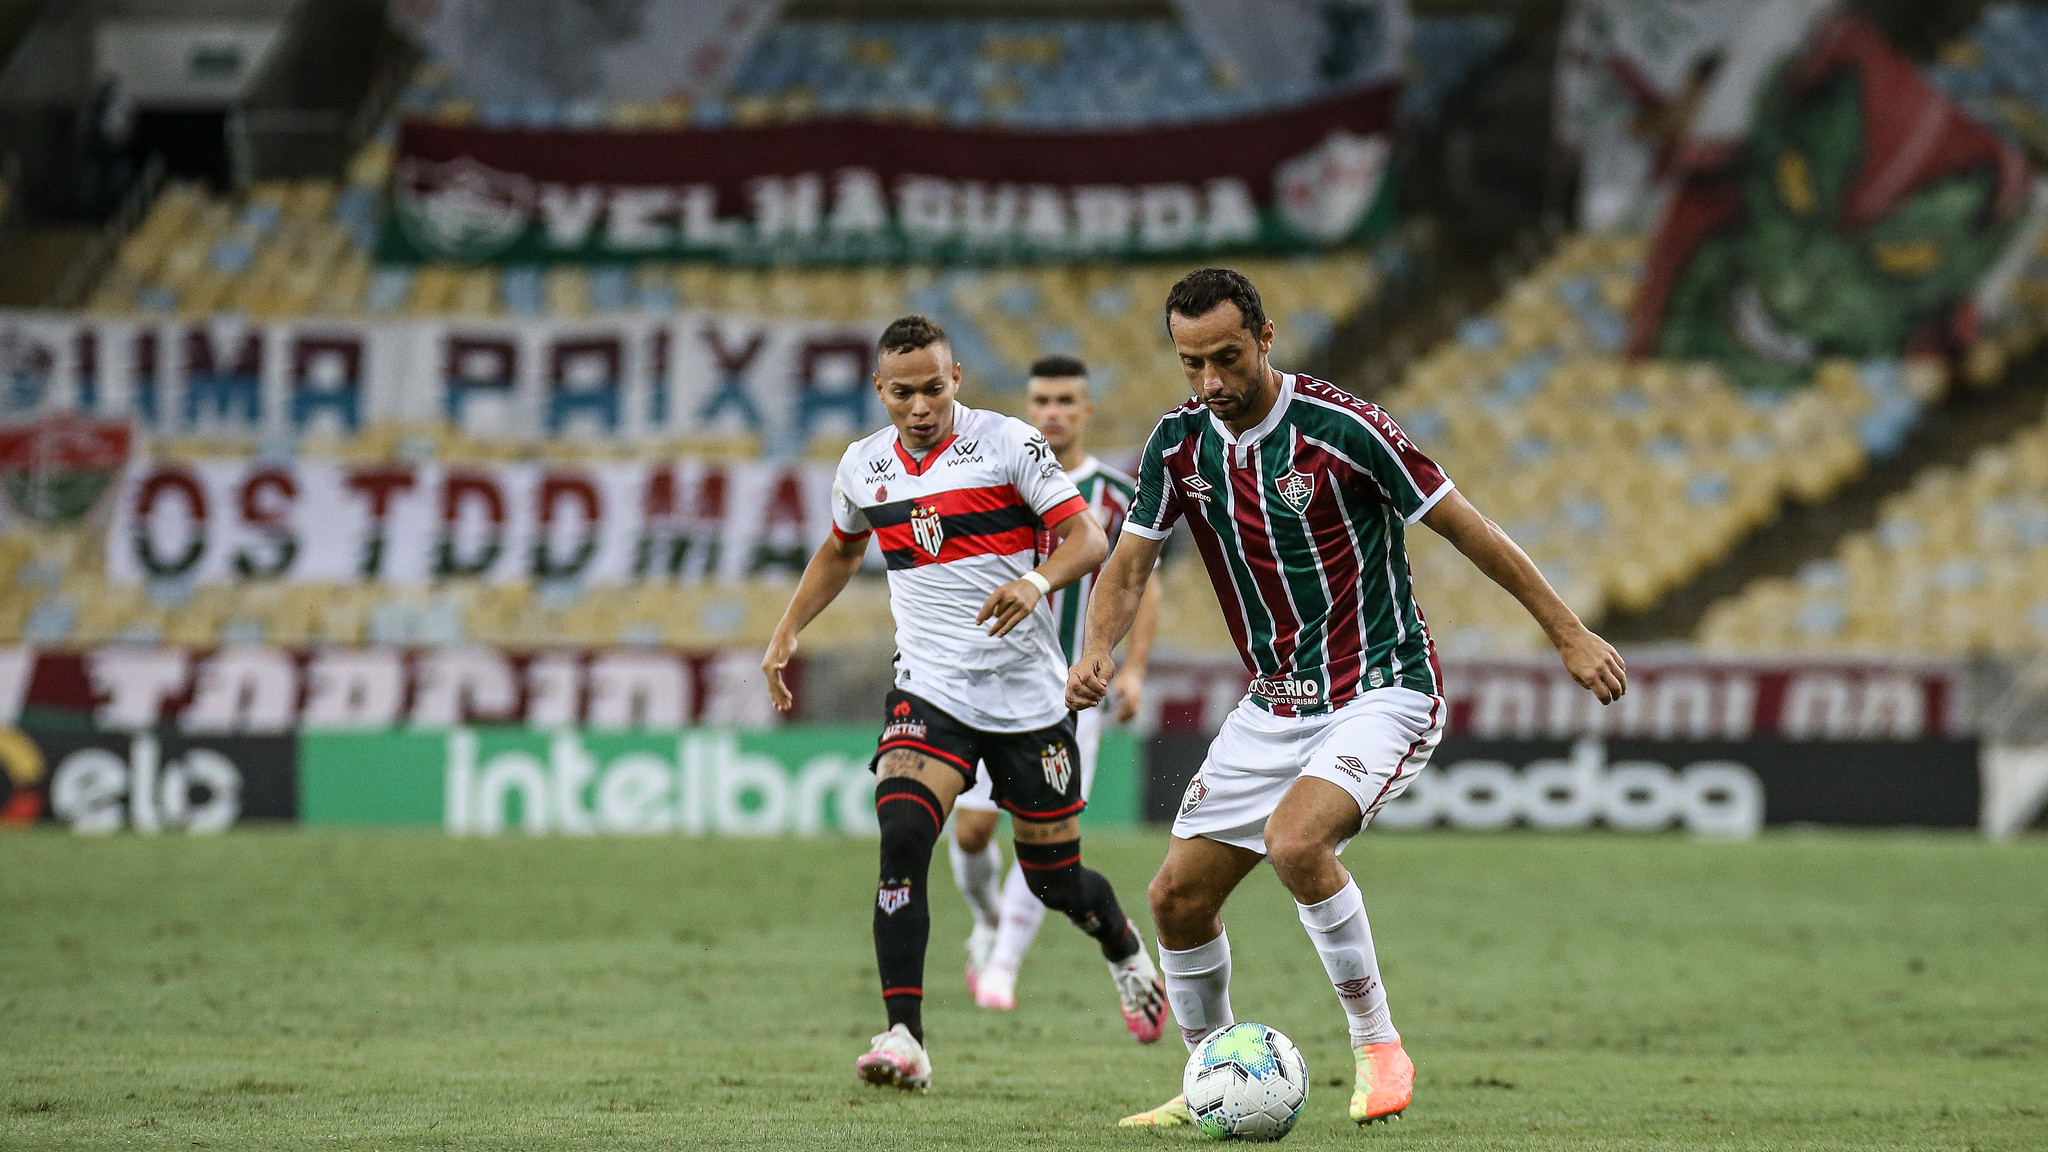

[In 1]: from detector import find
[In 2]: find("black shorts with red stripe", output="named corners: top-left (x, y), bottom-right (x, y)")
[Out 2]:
top-left (871, 689), bottom-right (1084, 823)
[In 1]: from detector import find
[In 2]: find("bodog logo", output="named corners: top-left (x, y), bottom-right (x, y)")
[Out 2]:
top-left (0, 727), bottom-right (45, 826)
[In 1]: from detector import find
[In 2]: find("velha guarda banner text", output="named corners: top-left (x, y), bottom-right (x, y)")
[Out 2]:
top-left (377, 84), bottom-right (1399, 265)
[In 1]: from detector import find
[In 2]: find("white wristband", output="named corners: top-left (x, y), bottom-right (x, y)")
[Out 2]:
top-left (1021, 570), bottom-right (1052, 597)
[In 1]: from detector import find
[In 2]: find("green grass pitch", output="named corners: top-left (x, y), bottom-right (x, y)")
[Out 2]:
top-left (3, 829), bottom-right (2046, 1150)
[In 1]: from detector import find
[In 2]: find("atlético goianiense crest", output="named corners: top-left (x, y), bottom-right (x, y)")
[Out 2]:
top-left (1277, 468), bottom-right (1316, 514)
top-left (1041, 743), bottom-right (1074, 792)
top-left (911, 503), bottom-right (944, 556)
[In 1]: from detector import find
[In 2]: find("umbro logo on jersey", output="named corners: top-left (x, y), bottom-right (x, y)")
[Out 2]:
top-left (1181, 474), bottom-right (1214, 501)
top-left (877, 883), bottom-right (912, 915)
top-left (1278, 468), bottom-right (1316, 513)
top-left (911, 503), bottom-right (945, 556)
top-left (1041, 743), bottom-right (1074, 792)
top-left (1333, 755), bottom-right (1371, 782)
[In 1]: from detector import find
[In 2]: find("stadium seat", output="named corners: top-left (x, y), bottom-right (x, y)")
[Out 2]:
top-left (1701, 392), bottom-right (2048, 656)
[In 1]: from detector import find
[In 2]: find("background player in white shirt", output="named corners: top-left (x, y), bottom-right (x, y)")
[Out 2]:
top-left (1070, 270), bottom-right (1628, 1128)
top-left (948, 355), bottom-right (1165, 1012)
top-left (762, 317), bottom-right (1167, 1094)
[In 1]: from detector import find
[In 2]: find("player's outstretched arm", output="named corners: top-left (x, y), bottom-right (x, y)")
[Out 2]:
top-left (977, 508), bottom-right (1107, 638)
top-left (1109, 578), bottom-right (1163, 722)
top-left (762, 533), bottom-right (869, 712)
top-left (1421, 489), bottom-right (1627, 704)
top-left (1068, 532), bottom-right (1164, 711)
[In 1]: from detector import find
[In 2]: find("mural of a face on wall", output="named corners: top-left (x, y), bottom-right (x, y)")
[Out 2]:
top-left (1630, 16), bottom-right (2032, 392)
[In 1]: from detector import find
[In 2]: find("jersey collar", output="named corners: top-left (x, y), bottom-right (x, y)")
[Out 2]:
top-left (1210, 373), bottom-right (1295, 465)
top-left (894, 432), bottom-right (958, 477)
top-left (1067, 455), bottom-right (1101, 483)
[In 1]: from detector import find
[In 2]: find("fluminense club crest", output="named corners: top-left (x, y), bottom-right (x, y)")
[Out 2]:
top-left (1041, 742), bottom-right (1074, 792)
top-left (393, 155), bottom-right (535, 261)
top-left (1277, 468), bottom-right (1316, 513)
top-left (911, 502), bottom-right (944, 557)
top-left (1275, 129), bottom-right (1390, 243)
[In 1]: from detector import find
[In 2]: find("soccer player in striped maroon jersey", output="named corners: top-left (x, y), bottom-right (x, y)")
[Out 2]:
top-left (949, 354), bottom-right (1165, 1012)
top-left (1069, 270), bottom-right (1627, 1128)
top-left (762, 317), bottom-right (1167, 1094)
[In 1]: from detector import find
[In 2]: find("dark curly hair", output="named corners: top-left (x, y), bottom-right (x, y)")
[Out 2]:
top-left (878, 315), bottom-right (950, 357)
top-left (1164, 268), bottom-right (1268, 335)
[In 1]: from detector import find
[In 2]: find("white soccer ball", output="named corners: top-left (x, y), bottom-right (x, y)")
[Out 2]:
top-left (1182, 1022), bottom-right (1309, 1141)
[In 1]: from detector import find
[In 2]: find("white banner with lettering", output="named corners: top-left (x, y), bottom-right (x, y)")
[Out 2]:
top-left (391, 0), bottom-right (784, 103)
top-left (1169, 0), bottom-right (1409, 97)
top-left (0, 311), bottom-right (878, 452)
top-left (108, 457), bottom-right (844, 585)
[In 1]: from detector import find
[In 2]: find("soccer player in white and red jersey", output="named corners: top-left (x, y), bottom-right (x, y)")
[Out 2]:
top-left (1070, 270), bottom-right (1627, 1128)
top-left (948, 354), bottom-right (1165, 1012)
top-left (763, 317), bottom-right (1167, 1094)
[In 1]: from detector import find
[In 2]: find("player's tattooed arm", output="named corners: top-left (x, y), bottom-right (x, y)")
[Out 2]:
top-left (1068, 532), bottom-right (1164, 711)
top-left (1421, 489), bottom-right (1628, 704)
top-left (762, 532), bottom-right (870, 712)
top-left (978, 506), bottom-right (1108, 638)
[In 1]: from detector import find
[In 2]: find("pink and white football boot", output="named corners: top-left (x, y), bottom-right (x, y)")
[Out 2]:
top-left (1110, 930), bottom-right (1167, 1043)
top-left (854, 1023), bottom-right (932, 1092)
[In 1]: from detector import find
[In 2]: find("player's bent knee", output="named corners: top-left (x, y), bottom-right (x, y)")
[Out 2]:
top-left (1014, 839), bottom-right (1085, 910)
top-left (875, 777), bottom-right (945, 863)
top-left (1148, 868), bottom-right (1219, 934)
top-left (954, 808), bottom-right (998, 852)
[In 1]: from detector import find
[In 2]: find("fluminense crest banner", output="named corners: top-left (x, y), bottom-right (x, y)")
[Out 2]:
top-left (1628, 11), bottom-right (2045, 391)
top-left (374, 84), bottom-right (1399, 265)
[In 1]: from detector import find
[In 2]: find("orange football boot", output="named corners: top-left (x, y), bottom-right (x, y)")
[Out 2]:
top-left (1349, 1039), bottom-right (1414, 1125)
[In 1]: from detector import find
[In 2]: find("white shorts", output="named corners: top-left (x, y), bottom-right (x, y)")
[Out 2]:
top-left (956, 706), bottom-right (1102, 814)
top-left (1172, 687), bottom-right (1445, 856)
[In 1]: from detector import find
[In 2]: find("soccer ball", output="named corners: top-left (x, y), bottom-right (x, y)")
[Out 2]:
top-left (1182, 1022), bottom-right (1309, 1141)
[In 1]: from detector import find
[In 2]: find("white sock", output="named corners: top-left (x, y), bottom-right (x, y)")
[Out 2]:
top-left (1296, 878), bottom-right (1398, 1047)
top-left (1159, 928), bottom-right (1234, 1052)
top-left (986, 861), bottom-right (1047, 974)
top-left (947, 832), bottom-right (1004, 929)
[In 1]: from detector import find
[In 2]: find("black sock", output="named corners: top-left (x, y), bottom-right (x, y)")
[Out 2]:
top-left (873, 778), bottom-right (943, 1043)
top-left (1015, 837), bottom-right (1140, 962)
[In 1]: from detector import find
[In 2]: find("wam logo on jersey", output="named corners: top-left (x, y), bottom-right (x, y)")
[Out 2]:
top-left (1041, 743), bottom-right (1074, 792)
top-left (1277, 469), bottom-right (1316, 513)
top-left (911, 503), bottom-right (944, 556)
top-left (877, 883), bottom-right (913, 915)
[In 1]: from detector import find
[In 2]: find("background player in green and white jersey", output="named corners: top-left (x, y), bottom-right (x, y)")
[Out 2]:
top-left (1070, 269), bottom-right (1628, 1128)
top-left (950, 355), bottom-right (1165, 1012)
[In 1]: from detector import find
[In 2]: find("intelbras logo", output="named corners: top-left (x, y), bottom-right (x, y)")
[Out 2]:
top-left (1248, 676), bottom-right (1321, 704)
